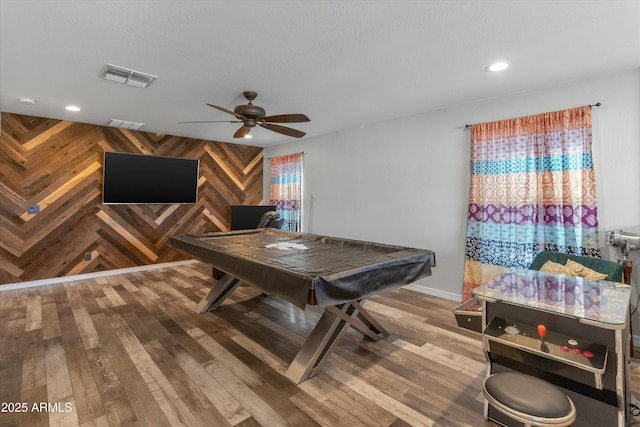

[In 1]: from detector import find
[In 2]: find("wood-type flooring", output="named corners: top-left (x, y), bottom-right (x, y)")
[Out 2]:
top-left (1, 261), bottom-right (639, 427)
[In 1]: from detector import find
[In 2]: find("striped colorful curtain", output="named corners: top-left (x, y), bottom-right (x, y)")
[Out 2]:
top-left (269, 153), bottom-right (302, 232)
top-left (462, 106), bottom-right (600, 300)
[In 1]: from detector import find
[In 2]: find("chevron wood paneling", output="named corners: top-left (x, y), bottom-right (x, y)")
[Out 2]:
top-left (0, 113), bottom-right (264, 285)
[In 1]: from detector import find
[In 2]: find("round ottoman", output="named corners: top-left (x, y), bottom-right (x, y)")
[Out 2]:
top-left (483, 372), bottom-right (576, 426)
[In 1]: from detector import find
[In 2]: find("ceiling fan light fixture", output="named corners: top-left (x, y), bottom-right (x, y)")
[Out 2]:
top-left (190, 91), bottom-right (309, 139)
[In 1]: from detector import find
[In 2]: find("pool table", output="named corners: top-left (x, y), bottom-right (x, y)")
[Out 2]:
top-left (169, 228), bottom-right (435, 383)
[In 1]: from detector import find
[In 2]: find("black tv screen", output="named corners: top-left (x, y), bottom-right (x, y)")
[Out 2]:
top-left (230, 205), bottom-right (276, 230)
top-left (102, 152), bottom-right (199, 204)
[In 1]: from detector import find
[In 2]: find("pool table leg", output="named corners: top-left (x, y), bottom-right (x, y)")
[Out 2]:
top-left (196, 273), bottom-right (241, 313)
top-left (285, 300), bottom-right (388, 384)
top-left (326, 300), bottom-right (389, 340)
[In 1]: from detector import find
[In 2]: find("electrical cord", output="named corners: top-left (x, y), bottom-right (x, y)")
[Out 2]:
top-left (630, 396), bottom-right (640, 425)
top-left (632, 291), bottom-right (640, 317)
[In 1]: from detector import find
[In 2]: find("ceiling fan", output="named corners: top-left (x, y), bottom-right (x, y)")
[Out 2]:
top-left (180, 91), bottom-right (310, 139)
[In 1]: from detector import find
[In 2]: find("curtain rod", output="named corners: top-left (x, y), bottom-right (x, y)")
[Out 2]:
top-left (267, 151), bottom-right (305, 160)
top-left (464, 103), bottom-right (602, 129)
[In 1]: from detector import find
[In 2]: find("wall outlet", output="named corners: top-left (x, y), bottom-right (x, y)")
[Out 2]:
top-left (84, 252), bottom-right (92, 261)
top-left (27, 204), bottom-right (40, 214)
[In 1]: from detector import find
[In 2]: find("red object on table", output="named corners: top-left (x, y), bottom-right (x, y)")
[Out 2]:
top-left (537, 324), bottom-right (547, 338)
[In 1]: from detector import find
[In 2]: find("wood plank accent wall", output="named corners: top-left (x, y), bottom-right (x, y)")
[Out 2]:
top-left (0, 113), bottom-right (264, 285)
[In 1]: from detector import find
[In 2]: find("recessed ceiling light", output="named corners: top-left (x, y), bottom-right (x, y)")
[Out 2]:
top-left (65, 105), bottom-right (81, 112)
top-left (486, 62), bottom-right (509, 72)
top-left (244, 134), bottom-right (252, 139)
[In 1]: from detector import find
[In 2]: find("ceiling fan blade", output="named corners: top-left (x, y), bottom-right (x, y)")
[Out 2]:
top-left (206, 103), bottom-right (247, 120)
top-left (261, 114), bottom-right (310, 123)
top-left (259, 123), bottom-right (306, 138)
top-left (178, 120), bottom-right (242, 124)
top-left (233, 126), bottom-right (252, 138)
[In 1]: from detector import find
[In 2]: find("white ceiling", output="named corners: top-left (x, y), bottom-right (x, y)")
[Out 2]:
top-left (1, 1), bottom-right (639, 147)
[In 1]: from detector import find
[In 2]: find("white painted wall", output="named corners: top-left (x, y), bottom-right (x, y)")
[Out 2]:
top-left (264, 68), bottom-right (640, 306)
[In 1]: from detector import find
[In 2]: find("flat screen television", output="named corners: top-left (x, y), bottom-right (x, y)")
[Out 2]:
top-left (102, 152), bottom-right (199, 204)
top-left (230, 205), bottom-right (276, 230)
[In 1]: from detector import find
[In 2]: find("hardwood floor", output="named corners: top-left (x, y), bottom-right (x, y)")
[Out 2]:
top-left (0, 262), bottom-right (638, 427)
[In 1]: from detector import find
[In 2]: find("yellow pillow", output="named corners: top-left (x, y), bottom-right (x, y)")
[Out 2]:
top-left (564, 259), bottom-right (608, 280)
top-left (539, 260), bottom-right (567, 275)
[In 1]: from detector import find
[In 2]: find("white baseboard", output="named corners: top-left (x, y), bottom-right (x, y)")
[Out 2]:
top-left (403, 283), bottom-right (462, 302)
top-left (0, 259), bottom-right (200, 292)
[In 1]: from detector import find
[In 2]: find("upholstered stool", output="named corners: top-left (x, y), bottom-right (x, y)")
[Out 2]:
top-left (483, 372), bottom-right (576, 426)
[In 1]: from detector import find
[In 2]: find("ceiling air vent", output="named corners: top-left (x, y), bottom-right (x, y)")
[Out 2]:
top-left (103, 64), bottom-right (157, 88)
top-left (107, 119), bottom-right (145, 130)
